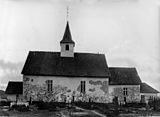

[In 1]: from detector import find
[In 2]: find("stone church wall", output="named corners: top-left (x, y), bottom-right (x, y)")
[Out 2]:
top-left (109, 85), bottom-right (141, 104)
top-left (23, 75), bottom-right (109, 103)
top-left (140, 93), bottom-right (158, 103)
top-left (7, 94), bottom-right (23, 102)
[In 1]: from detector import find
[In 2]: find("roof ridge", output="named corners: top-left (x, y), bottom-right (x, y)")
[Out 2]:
top-left (29, 51), bottom-right (60, 53)
top-left (109, 67), bottom-right (136, 69)
top-left (8, 81), bottom-right (23, 83)
top-left (29, 51), bottom-right (105, 56)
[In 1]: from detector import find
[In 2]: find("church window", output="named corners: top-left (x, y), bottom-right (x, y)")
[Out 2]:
top-left (80, 81), bottom-right (86, 94)
top-left (123, 88), bottom-right (128, 96)
top-left (46, 80), bottom-right (53, 92)
top-left (66, 45), bottom-right (69, 51)
top-left (149, 96), bottom-right (153, 100)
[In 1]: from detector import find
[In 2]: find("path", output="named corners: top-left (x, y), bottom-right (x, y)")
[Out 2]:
top-left (74, 106), bottom-right (106, 117)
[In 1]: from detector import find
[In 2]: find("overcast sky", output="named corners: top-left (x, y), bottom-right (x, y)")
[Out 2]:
top-left (0, 0), bottom-right (160, 91)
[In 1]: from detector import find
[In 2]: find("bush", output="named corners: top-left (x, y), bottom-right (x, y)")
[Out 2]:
top-left (34, 101), bottom-right (49, 110)
top-left (73, 102), bottom-right (94, 110)
top-left (148, 98), bottom-right (160, 111)
top-left (32, 101), bottom-right (67, 110)
top-left (0, 101), bottom-right (10, 106)
top-left (112, 96), bottom-right (118, 105)
top-left (11, 105), bottom-right (29, 112)
top-left (123, 102), bottom-right (146, 108)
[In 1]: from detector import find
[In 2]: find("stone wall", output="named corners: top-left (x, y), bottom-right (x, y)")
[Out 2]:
top-left (7, 94), bottom-right (23, 101)
top-left (109, 85), bottom-right (141, 104)
top-left (140, 93), bottom-right (158, 103)
top-left (23, 75), bottom-right (109, 103)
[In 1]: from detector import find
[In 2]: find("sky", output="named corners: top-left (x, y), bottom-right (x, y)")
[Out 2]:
top-left (0, 0), bottom-right (160, 91)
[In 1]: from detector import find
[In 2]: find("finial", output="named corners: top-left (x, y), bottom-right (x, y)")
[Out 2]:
top-left (67, 6), bottom-right (69, 21)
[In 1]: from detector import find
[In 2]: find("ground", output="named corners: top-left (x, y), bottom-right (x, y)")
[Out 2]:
top-left (0, 105), bottom-right (103, 117)
top-left (0, 109), bottom-right (60, 117)
top-left (1, 107), bottom-right (160, 117)
top-left (1, 102), bottom-right (160, 117)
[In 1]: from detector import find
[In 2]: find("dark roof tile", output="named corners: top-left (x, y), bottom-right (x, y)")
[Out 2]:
top-left (109, 67), bottom-right (142, 85)
top-left (5, 81), bottom-right (23, 94)
top-left (140, 83), bottom-right (159, 93)
top-left (22, 51), bottom-right (110, 77)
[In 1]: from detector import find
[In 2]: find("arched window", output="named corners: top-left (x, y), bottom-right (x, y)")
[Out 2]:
top-left (123, 88), bottom-right (128, 96)
top-left (66, 45), bottom-right (69, 51)
top-left (46, 80), bottom-right (53, 92)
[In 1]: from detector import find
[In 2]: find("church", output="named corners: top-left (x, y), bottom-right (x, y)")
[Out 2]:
top-left (6, 22), bottom-right (159, 104)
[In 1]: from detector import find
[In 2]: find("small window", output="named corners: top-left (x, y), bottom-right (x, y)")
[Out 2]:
top-left (66, 45), bottom-right (69, 51)
top-left (149, 96), bottom-right (153, 100)
top-left (80, 81), bottom-right (86, 94)
top-left (46, 80), bottom-right (53, 92)
top-left (123, 88), bottom-right (128, 96)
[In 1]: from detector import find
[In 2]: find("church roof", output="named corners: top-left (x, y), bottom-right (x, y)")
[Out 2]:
top-left (140, 83), bottom-right (159, 93)
top-left (109, 67), bottom-right (142, 85)
top-left (5, 81), bottom-right (23, 94)
top-left (60, 22), bottom-right (75, 44)
top-left (21, 51), bottom-right (110, 77)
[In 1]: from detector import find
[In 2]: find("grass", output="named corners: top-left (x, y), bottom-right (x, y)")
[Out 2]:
top-left (1, 110), bottom-right (61, 117)
top-left (0, 110), bottom-right (9, 116)
top-left (0, 104), bottom-right (102, 117)
top-left (1, 101), bottom-right (160, 117)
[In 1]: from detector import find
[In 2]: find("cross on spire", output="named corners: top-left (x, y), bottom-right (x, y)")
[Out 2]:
top-left (67, 6), bottom-right (69, 21)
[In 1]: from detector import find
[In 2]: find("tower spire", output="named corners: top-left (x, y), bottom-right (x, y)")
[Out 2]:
top-left (60, 6), bottom-right (75, 57)
top-left (60, 22), bottom-right (74, 44)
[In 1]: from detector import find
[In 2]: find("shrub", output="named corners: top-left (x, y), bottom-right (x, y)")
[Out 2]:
top-left (31, 101), bottom-right (68, 110)
top-left (112, 96), bottom-right (118, 105)
top-left (73, 102), bottom-right (94, 110)
top-left (0, 101), bottom-right (10, 106)
top-left (148, 98), bottom-right (160, 111)
top-left (35, 101), bottom-right (49, 110)
top-left (11, 105), bottom-right (29, 112)
top-left (123, 102), bottom-right (146, 108)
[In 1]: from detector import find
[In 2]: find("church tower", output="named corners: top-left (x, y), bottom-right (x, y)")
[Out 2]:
top-left (60, 22), bottom-right (75, 57)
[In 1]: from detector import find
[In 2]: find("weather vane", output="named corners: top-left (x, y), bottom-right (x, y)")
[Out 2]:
top-left (67, 6), bottom-right (69, 21)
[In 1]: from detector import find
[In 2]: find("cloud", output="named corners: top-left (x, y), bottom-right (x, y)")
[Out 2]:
top-left (0, 83), bottom-right (7, 91)
top-left (0, 60), bottom-right (23, 70)
top-left (108, 57), bottom-right (138, 67)
top-left (4, 0), bottom-right (139, 3)
top-left (0, 60), bottom-right (23, 90)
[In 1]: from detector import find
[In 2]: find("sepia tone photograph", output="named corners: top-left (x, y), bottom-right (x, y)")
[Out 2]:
top-left (0, 0), bottom-right (160, 116)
